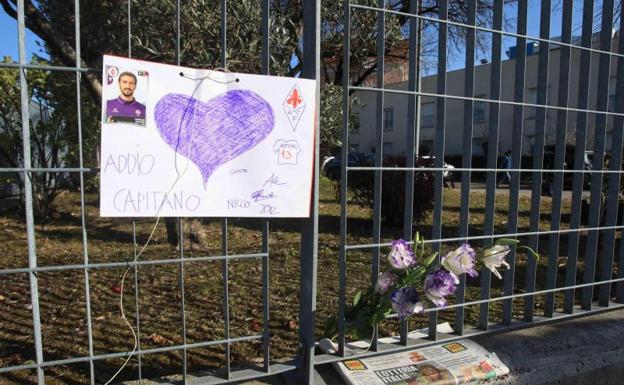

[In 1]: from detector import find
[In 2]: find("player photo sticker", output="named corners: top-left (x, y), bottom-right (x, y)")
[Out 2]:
top-left (103, 65), bottom-right (149, 126)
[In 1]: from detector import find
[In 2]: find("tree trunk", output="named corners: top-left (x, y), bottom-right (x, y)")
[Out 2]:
top-left (165, 218), bottom-right (178, 246)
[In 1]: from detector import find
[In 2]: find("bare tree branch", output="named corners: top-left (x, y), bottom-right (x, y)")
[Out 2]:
top-left (1, 0), bottom-right (102, 103)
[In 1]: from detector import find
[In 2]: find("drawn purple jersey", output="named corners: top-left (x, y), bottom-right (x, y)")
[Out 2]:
top-left (106, 97), bottom-right (146, 124)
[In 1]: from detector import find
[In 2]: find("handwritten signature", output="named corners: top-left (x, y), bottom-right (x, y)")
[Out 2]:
top-left (251, 189), bottom-right (277, 202)
top-left (263, 173), bottom-right (286, 188)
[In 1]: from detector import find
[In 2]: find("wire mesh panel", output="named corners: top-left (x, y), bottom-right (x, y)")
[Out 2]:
top-left (0, 0), bottom-right (319, 384)
top-left (318, 0), bottom-right (624, 368)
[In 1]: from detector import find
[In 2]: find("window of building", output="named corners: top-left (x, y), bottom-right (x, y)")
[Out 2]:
top-left (473, 96), bottom-right (486, 123)
top-left (383, 107), bottom-right (394, 131)
top-left (383, 141), bottom-right (393, 155)
top-left (421, 103), bottom-right (435, 128)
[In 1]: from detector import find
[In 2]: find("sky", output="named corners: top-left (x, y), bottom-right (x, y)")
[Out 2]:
top-left (0, 1), bottom-right (612, 71)
top-left (0, 9), bottom-right (46, 62)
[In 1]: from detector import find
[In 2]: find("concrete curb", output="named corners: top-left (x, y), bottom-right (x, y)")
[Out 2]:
top-left (241, 308), bottom-right (624, 385)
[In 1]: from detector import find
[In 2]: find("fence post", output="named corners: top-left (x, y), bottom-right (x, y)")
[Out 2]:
top-left (298, 0), bottom-right (320, 383)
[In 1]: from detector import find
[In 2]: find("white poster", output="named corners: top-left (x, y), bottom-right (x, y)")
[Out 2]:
top-left (100, 55), bottom-right (316, 218)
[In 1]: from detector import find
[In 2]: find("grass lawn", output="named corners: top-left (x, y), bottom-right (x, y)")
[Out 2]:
top-left (0, 176), bottom-right (618, 384)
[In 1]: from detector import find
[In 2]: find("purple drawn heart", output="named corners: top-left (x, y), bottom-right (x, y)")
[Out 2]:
top-left (154, 90), bottom-right (275, 187)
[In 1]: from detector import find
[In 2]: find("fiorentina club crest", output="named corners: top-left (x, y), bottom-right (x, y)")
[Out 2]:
top-left (283, 85), bottom-right (306, 132)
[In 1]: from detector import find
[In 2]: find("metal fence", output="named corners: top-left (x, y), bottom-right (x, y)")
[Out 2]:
top-left (319, 0), bottom-right (624, 374)
top-left (0, 0), bottom-right (319, 384)
top-left (1, 0), bottom-right (624, 384)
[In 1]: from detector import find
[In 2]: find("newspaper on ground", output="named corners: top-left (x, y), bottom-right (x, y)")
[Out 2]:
top-left (319, 323), bottom-right (509, 385)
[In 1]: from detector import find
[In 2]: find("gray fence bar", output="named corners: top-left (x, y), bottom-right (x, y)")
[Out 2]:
top-left (74, 0), bottom-right (96, 383)
top-left (131, 221), bottom-right (143, 382)
top-left (338, 0), bottom-right (350, 358)
top-left (564, 0), bottom-right (595, 313)
top-left (545, 0), bottom-right (573, 317)
top-left (456, 0), bottom-right (476, 336)
top-left (504, 0), bottom-right (528, 325)
top-left (601, 0), bottom-right (624, 307)
top-left (480, 0), bottom-right (503, 330)
top-left (581, 0), bottom-right (615, 310)
top-left (298, 0), bottom-right (320, 382)
top-left (370, 0), bottom-right (386, 351)
top-left (524, 0), bottom-right (550, 322)
top-left (261, 0), bottom-right (271, 372)
top-left (16, 0), bottom-right (45, 383)
top-left (429, 0), bottom-right (447, 340)
top-left (401, 0), bottom-right (420, 345)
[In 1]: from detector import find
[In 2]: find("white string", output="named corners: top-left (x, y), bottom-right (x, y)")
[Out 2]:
top-left (104, 75), bottom-right (206, 385)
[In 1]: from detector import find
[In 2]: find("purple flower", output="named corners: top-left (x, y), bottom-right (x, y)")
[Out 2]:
top-left (387, 239), bottom-right (415, 269)
top-left (441, 243), bottom-right (478, 280)
top-left (482, 244), bottom-right (511, 279)
top-left (390, 287), bottom-right (424, 319)
top-left (424, 269), bottom-right (457, 307)
top-left (375, 271), bottom-right (398, 294)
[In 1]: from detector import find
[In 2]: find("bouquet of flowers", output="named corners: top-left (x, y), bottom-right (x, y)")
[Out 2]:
top-left (326, 234), bottom-right (538, 340)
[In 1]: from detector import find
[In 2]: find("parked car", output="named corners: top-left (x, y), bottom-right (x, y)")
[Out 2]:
top-left (322, 152), bottom-right (375, 180)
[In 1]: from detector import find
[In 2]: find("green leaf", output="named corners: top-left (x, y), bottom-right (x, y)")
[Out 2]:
top-left (353, 290), bottom-right (362, 307)
top-left (494, 238), bottom-right (520, 246)
top-left (423, 252), bottom-right (438, 267)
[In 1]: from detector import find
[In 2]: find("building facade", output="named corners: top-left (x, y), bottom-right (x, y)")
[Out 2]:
top-left (349, 35), bottom-right (620, 158)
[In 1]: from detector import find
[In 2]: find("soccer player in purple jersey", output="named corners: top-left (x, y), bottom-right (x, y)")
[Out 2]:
top-left (106, 71), bottom-right (146, 124)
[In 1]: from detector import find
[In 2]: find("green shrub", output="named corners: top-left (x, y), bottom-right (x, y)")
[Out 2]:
top-left (334, 155), bottom-right (435, 226)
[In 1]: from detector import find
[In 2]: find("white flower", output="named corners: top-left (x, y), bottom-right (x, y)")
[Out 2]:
top-left (440, 243), bottom-right (478, 281)
top-left (482, 244), bottom-right (511, 279)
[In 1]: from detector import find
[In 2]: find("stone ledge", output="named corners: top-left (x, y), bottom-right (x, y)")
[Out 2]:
top-left (472, 308), bottom-right (624, 385)
top-left (275, 308), bottom-right (624, 385)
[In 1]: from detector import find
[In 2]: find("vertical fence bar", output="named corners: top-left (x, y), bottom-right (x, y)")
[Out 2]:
top-left (338, 0), bottom-right (350, 356)
top-left (545, 0), bottom-right (573, 317)
top-left (524, 0), bottom-right (550, 322)
top-left (178, 218), bottom-right (188, 381)
top-left (219, 0), bottom-right (231, 379)
top-left (370, 0), bottom-right (385, 350)
top-left (131, 221), bottom-right (142, 381)
top-left (222, 219), bottom-right (230, 379)
top-left (260, 0), bottom-right (271, 372)
top-left (581, 0), bottom-right (614, 310)
top-left (127, 0), bottom-right (132, 57)
top-left (128, 3), bottom-right (142, 380)
top-left (401, 0), bottom-right (420, 345)
top-left (564, 0), bottom-right (594, 314)
top-left (299, 0), bottom-right (320, 382)
top-left (503, 0), bottom-right (528, 325)
top-left (17, 1), bottom-right (45, 383)
top-left (600, 0), bottom-right (624, 307)
top-left (480, 0), bottom-right (503, 330)
top-left (128, 3), bottom-right (143, 380)
top-left (74, 1), bottom-right (96, 383)
top-left (617, 224), bottom-right (624, 302)
top-left (261, 220), bottom-right (270, 371)
top-left (174, 2), bottom-right (189, 380)
top-left (456, 0), bottom-right (476, 336)
top-left (428, 0), bottom-right (447, 340)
